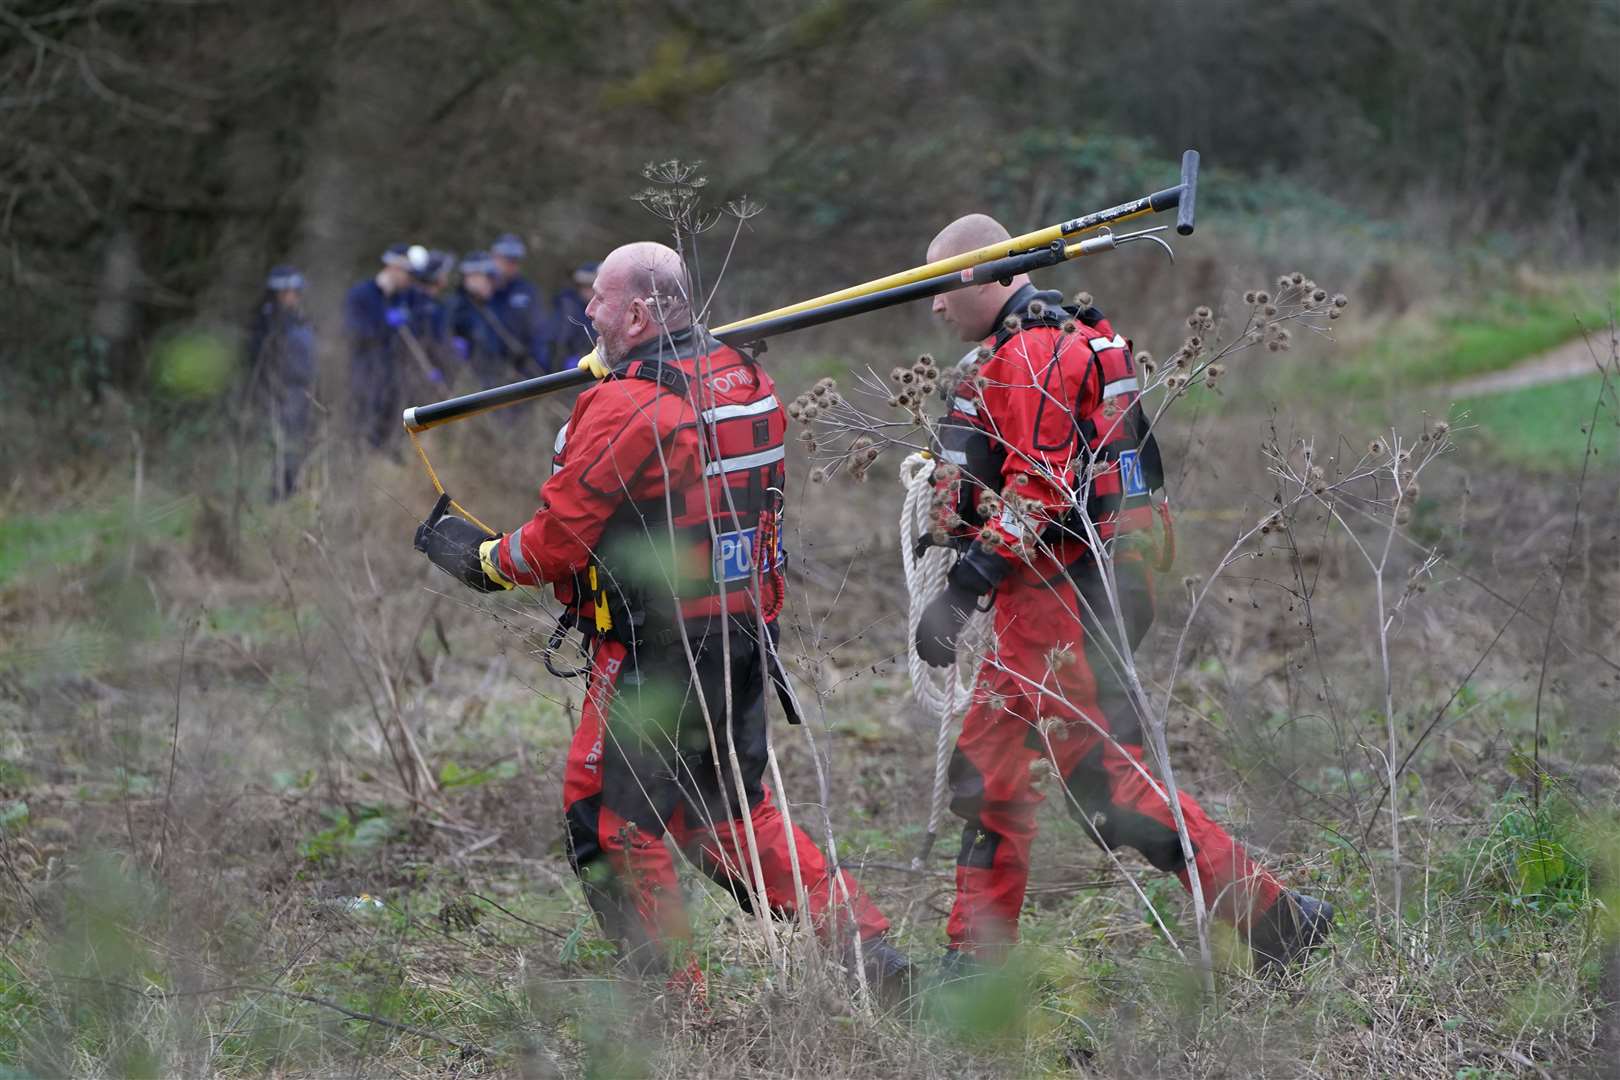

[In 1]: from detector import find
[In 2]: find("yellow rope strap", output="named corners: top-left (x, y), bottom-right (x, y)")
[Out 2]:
top-left (407, 425), bottom-right (496, 535)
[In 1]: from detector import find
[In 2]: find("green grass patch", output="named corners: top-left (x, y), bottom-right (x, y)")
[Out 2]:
top-left (1327, 274), bottom-right (1619, 398)
top-left (1457, 373), bottom-right (1618, 472)
top-left (0, 497), bottom-right (194, 589)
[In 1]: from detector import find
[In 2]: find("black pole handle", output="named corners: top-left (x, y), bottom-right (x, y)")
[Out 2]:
top-left (1176, 149), bottom-right (1199, 236)
top-left (404, 365), bottom-right (595, 431)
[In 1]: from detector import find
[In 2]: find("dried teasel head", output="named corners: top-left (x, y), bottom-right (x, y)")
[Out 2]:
top-left (1026, 298), bottom-right (1048, 319)
top-left (1072, 290), bottom-right (1094, 308)
top-left (1002, 314), bottom-right (1023, 333)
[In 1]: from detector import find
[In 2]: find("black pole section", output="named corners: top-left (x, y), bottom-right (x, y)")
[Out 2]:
top-left (404, 365), bottom-right (595, 431)
top-left (1176, 149), bottom-right (1200, 236)
top-left (405, 241), bottom-right (1075, 431)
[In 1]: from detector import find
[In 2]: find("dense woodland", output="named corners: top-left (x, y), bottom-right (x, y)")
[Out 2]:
top-left (4, 0), bottom-right (1619, 435)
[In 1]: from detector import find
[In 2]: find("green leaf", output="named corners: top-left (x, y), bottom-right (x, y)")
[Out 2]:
top-left (1515, 839), bottom-right (1567, 895)
top-left (0, 801), bottom-right (27, 832)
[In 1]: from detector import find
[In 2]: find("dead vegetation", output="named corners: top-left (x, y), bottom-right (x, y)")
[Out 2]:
top-left (2, 300), bottom-right (1617, 1076)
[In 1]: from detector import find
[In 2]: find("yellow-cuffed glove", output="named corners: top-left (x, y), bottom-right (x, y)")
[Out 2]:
top-left (577, 349), bottom-right (609, 379)
top-left (478, 538), bottom-right (516, 590)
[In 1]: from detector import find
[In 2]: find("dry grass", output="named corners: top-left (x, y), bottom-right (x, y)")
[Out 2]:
top-left (2, 307), bottom-right (1617, 1077)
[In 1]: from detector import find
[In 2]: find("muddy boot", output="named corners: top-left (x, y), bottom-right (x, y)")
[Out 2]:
top-left (848, 934), bottom-right (914, 1010)
top-left (1249, 891), bottom-right (1335, 972)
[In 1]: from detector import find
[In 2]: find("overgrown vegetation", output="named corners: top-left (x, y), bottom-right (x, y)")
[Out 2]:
top-left (3, 1), bottom-right (1619, 1076)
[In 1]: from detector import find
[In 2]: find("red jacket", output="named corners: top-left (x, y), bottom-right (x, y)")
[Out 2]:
top-left (493, 326), bottom-right (787, 628)
top-left (940, 286), bottom-right (1156, 581)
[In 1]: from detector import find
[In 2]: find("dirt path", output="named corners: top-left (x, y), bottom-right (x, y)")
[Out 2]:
top-left (1447, 330), bottom-right (1616, 398)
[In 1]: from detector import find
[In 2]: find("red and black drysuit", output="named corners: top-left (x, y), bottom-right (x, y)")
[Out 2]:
top-left (488, 326), bottom-right (889, 971)
top-left (932, 284), bottom-right (1285, 957)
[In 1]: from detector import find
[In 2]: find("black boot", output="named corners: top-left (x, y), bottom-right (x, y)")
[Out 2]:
top-left (1248, 891), bottom-right (1335, 972)
top-left (848, 934), bottom-right (914, 1009)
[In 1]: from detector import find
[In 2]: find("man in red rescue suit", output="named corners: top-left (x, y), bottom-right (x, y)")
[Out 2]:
top-left (914, 214), bottom-right (1333, 973)
top-left (415, 241), bottom-right (910, 997)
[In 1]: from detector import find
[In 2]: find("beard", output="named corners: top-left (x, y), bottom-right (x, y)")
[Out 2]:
top-left (594, 325), bottom-right (626, 365)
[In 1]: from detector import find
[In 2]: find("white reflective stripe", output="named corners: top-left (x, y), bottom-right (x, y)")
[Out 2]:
top-left (997, 506), bottom-right (1025, 538)
top-left (1102, 377), bottom-right (1139, 398)
top-left (551, 421), bottom-right (569, 475)
top-left (942, 449), bottom-right (968, 465)
top-left (1090, 333), bottom-right (1128, 352)
top-left (701, 395), bottom-right (778, 423)
top-left (703, 445), bottom-right (786, 477)
top-left (506, 530), bottom-right (532, 579)
top-left (952, 396), bottom-right (979, 417)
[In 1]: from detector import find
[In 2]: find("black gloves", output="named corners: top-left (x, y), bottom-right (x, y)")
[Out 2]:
top-left (915, 547), bottom-right (1006, 667)
top-left (414, 493), bottom-right (509, 593)
top-left (915, 579), bottom-right (981, 667)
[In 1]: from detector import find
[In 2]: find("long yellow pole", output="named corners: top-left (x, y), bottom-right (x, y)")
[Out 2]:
top-left (714, 195), bottom-right (1163, 333)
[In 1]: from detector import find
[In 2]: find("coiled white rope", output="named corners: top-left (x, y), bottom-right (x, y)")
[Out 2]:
top-left (899, 453), bottom-right (988, 864)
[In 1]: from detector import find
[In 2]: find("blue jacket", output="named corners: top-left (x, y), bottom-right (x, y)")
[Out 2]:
top-left (489, 274), bottom-right (551, 374)
top-left (449, 288), bottom-right (518, 384)
top-left (551, 288), bottom-right (596, 367)
top-left (344, 278), bottom-right (411, 415)
top-left (405, 287), bottom-right (448, 349)
top-left (246, 302), bottom-right (316, 435)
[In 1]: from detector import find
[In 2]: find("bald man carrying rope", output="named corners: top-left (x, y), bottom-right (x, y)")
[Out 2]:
top-left (915, 214), bottom-right (1334, 975)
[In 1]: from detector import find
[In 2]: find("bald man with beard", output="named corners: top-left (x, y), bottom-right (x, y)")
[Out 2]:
top-left (916, 213), bottom-right (1334, 975)
top-left (416, 242), bottom-right (911, 1002)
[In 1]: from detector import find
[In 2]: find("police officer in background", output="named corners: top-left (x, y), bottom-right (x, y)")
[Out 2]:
top-left (551, 260), bottom-right (599, 369)
top-left (489, 232), bottom-right (551, 375)
top-left (245, 265), bottom-right (316, 498)
top-left (450, 251), bottom-right (527, 389)
top-left (345, 243), bottom-right (423, 449)
top-left (403, 249), bottom-right (455, 391)
top-left (414, 240), bottom-right (911, 1002)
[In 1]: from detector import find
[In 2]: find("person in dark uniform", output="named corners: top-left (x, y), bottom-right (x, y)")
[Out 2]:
top-left (245, 265), bottom-right (316, 498)
top-left (551, 260), bottom-right (599, 369)
top-left (344, 243), bottom-right (422, 449)
top-left (489, 232), bottom-right (551, 375)
top-left (403, 249), bottom-right (454, 391)
top-left (449, 250), bottom-right (523, 388)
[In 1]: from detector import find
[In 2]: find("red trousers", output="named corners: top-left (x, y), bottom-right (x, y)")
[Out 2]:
top-left (947, 553), bottom-right (1283, 954)
top-left (562, 629), bottom-right (888, 971)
